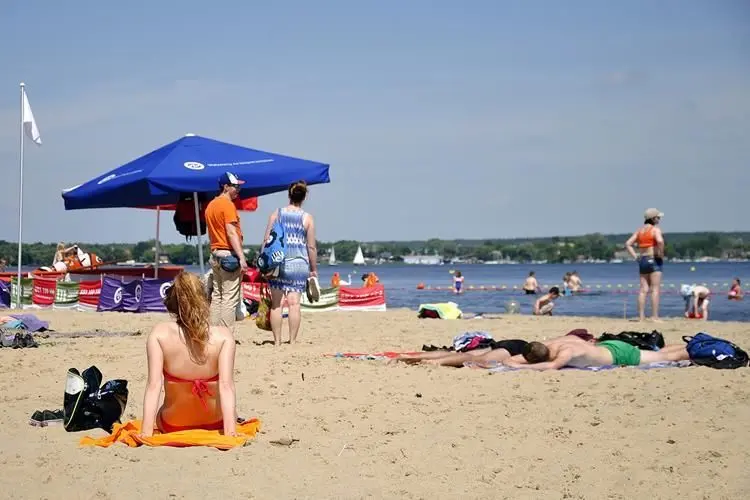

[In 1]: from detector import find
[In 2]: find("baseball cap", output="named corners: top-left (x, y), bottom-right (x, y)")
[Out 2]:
top-left (219, 172), bottom-right (245, 187)
top-left (644, 208), bottom-right (664, 220)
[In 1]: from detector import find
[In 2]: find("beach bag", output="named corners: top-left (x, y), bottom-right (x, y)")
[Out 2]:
top-left (598, 330), bottom-right (665, 351)
top-left (173, 193), bottom-right (206, 240)
top-left (256, 209), bottom-right (285, 274)
top-left (683, 333), bottom-right (749, 369)
top-left (255, 283), bottom-right (272, 331)
top-left (63, 366), bottom-right (128, 433)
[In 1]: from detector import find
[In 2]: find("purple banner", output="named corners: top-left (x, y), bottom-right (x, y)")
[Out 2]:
top-left (139, 279), bottom-right (171, 313)
top-left (0, 280), bottom-right (10, 308)
top-left (121, 280), bottom-right (142, 312)
top-left (97, 276), bottom-right (123, 312)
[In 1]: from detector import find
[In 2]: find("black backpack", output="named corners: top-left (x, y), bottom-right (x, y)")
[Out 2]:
top-left (598, 330), bottom-right (665, 351)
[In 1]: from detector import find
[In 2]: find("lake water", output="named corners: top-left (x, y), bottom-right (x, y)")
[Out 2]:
top-left (20, 261), bottom-right (746, 321)
top-left (315, 262), bottom-right (749, 322)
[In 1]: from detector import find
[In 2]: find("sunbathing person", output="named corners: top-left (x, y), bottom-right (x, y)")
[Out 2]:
top-left (503, 338), bottom-right (689, 371)
top-left (395, 339), bottom-right (530, 367)
top-left (396, 330), bottom-right (596, 368)
top-left (140, 271), bottom-right (238, 437)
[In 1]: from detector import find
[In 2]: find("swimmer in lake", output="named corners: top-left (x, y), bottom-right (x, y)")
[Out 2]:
top-left (452, 271), bottom-right (464, 294)
top-left (728, 278), bottom-right (742, 301)
top-left (523, 271), bottom-right (540, 295)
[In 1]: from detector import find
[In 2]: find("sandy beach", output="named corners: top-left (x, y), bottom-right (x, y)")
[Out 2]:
top-left (1, 309), bottom-right (749, 499)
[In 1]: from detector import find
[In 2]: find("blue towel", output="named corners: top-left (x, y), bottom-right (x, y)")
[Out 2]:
top-left (1, 319), bottom-right (24, 329)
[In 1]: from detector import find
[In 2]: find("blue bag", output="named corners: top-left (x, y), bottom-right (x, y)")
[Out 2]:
top-left (683, 333), bottom-right (749, 369)
top-left (256, 209), bottom-right (285, 274)
top-left (219, 254), bottom-right (240, 273)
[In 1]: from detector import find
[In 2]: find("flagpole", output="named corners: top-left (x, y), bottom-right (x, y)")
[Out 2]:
top-left (16, 82), bottom-right (25, 309)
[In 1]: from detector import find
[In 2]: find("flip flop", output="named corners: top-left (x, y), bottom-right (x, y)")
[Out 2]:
top-left (306, 276), bottom-right (321, 303)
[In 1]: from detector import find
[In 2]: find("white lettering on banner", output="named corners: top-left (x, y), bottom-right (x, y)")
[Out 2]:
top-left (205, 159), bottom-right (274, 167)
top-left (79, 288), bottom-right (100, 296)
top-left (97, 169), bottom-right (143, 185)
top-left (114, 287), bottom-right (123, 304)
top-left (183, 161), bottom-right (205, 170)
top-left (135, 285), bottom-right (142, 302)
top-left (160, 282), bottom-right (172, 298)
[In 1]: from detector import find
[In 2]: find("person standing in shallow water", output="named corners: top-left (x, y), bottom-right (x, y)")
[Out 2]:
top-left (452, 271), bottom-right (464, 294)
top-left (523, 271), bottom-right (539, 294)
top-left (625, 208), bottom-right (665, 321)
top-left (261, 181), bottom-right (318, 346)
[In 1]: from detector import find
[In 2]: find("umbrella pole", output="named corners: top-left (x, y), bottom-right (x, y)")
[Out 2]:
top-left (193, 192), bottom-right (205, 276)
top-left (154, 206), bottom-right (160, 279)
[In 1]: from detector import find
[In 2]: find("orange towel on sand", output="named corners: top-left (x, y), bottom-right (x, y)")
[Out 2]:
top-left (80, 419), bottom-right (261, 450)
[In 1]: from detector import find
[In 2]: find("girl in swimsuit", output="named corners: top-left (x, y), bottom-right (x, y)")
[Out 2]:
top-left (140, 271), bottom-right (238, 437)
top-left (625, 208), bottom-right (665, 321)
top-left (453, 271), bottom-right (464, 294)
top-left (728, 278), bottom-right (742, 300)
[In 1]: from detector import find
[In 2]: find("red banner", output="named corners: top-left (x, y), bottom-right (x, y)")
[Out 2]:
top-left (242, 282), bottom-right (262, 302)
top-left (339, 284), bottom-right (386, 310)
top-left (78, 280), bottom-right (102, 309)
top-left (32, 278), bottom-right (57, 307)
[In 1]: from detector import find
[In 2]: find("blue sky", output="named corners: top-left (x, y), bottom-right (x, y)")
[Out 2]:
top-left (0, 1), bottom-right (748, 244)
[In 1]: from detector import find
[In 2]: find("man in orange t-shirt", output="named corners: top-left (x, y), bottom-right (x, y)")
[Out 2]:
top-left (205, 172), bottom-right (248, 330)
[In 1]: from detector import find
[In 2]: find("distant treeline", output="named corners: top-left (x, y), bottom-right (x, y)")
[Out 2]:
top-left (0, 231), bottom-right (748, 267)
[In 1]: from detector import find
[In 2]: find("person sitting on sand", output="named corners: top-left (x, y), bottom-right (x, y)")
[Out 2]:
top-left (140, 271), bottom-right (238, 437)
top-left (503, 338), bottom-right (690, 371)
top-left (523, 271), bottom-right (539, 295)
top-left (533, 287), bottom-right (560, 316)
top-left (728, 278), bottom-right (743, 301)
top-left (452, 271), bottom-right (464, 295)
top-left (682, 284), bottom-right (711, 320)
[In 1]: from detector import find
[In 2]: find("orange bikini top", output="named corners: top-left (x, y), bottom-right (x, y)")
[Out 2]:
top-left (636, 226), bottom-right (656, 248)
top-left (163, 371), bottom-right (219, 410)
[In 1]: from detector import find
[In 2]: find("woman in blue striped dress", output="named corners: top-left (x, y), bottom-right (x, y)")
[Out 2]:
top-left (262, 181), bottom-right (318, 345)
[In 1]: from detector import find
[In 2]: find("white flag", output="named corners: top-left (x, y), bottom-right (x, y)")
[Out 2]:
top-left (22, 88), bottom-right (42, 146)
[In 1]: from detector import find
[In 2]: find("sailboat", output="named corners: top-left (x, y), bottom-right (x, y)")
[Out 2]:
top-left (353, 245), bottom-right (365, 266)
top-left (328, 246), bottom-right (337, 266)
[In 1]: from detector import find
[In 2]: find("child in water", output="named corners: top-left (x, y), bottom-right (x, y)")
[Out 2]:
top-left (452, 271), bottom-right (464, 295)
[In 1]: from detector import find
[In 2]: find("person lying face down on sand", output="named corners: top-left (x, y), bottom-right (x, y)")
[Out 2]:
top-left (502, 337), bottom-right (690, 371)
top-left (394, 330), bottom-right (596, 368)
top-left (140, 271), bottom-right (238, 437)
top-left (534, 287), bottom-right (561, 315)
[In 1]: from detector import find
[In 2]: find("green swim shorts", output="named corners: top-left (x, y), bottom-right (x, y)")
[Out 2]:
top-left (597, 340), bottom-right (641, 366)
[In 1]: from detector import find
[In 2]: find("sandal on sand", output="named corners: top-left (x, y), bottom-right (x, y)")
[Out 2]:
top-left (29, 409), bottom-right (64, 427)
top-left (306, 276), bottom-right (321, 303)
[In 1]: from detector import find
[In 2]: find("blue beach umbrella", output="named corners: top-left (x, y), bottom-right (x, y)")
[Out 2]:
top-left (61, 134), bottom-right (331, 274)
top-left (62, 133), bottom-right (330, 209)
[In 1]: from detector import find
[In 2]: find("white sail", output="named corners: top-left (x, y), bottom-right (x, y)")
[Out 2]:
top-left (329, 246), bottom-right (337, 266)
top-left (353, 246), bottom-right (365, 265)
